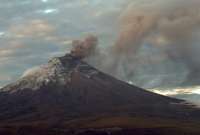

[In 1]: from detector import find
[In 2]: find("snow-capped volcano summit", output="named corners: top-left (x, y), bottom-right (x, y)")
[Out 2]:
top-left (2, 54), bottom-right (98, 92)
top-left (0, 53), bottom-right (200, 124)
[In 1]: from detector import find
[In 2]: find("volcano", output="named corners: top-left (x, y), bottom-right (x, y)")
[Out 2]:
top-left (0, 54), bottom-right (200, 135)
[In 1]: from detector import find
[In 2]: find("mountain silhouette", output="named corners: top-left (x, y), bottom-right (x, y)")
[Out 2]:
top-left (0, 54), bottom-right (200, 135)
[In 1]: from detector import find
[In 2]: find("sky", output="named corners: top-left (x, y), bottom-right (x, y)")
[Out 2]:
top-left (0, 0), bottom-right (128, 87)
top-left (0, 0), bottom-right (200, 105)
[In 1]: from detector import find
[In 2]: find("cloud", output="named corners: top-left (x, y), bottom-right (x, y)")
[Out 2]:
top-left (8, 20), bottom-right (55, 38)
top-left (150, 86), bottom-right (200, 106)
top-left (0, 19), bottom-right (60, 86)
top-left (151, 87), bottom-right (198, 96)
top-left (0, 75), bottom-right (12, 81)
top-left (0, 40), bottom-right (25, 58)
top-left (0, 49), bottom-right (14, 57)
top-left (37, 8), bottom-right (59, 14)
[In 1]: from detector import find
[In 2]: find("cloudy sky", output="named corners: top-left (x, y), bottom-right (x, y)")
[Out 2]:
top-left (1, 0), bottom-right (200, 106)
top-left (0, 0), bottom-right (130, 87)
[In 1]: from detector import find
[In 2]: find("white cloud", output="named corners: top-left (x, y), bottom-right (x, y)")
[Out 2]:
top-left (38, 8), bottom-right (58, 14)
top-left (41, 0), bottom-right (48, 3)
top-left (151, 86), bottom-right (200, 96)
top-left (0, 32), bottom-right (5, 37)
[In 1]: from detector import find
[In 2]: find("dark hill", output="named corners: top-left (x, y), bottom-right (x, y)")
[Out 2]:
top-left (0, 54), bottom-right (200, 134)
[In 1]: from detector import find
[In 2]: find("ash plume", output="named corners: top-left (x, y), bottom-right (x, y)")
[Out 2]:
top-left (71, 35), bottom-right (98, 59)
top-left (87, 0), bottom-right (200, 88)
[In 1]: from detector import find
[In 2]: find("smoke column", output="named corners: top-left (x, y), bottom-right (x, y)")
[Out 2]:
top-left (71, 35), bottom-right (98, 59)
top-left (87, 0), bottom-right (200, 88)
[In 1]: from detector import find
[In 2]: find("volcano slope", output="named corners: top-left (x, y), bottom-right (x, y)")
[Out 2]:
top-left (0, 54), bottom-right (200, 135)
